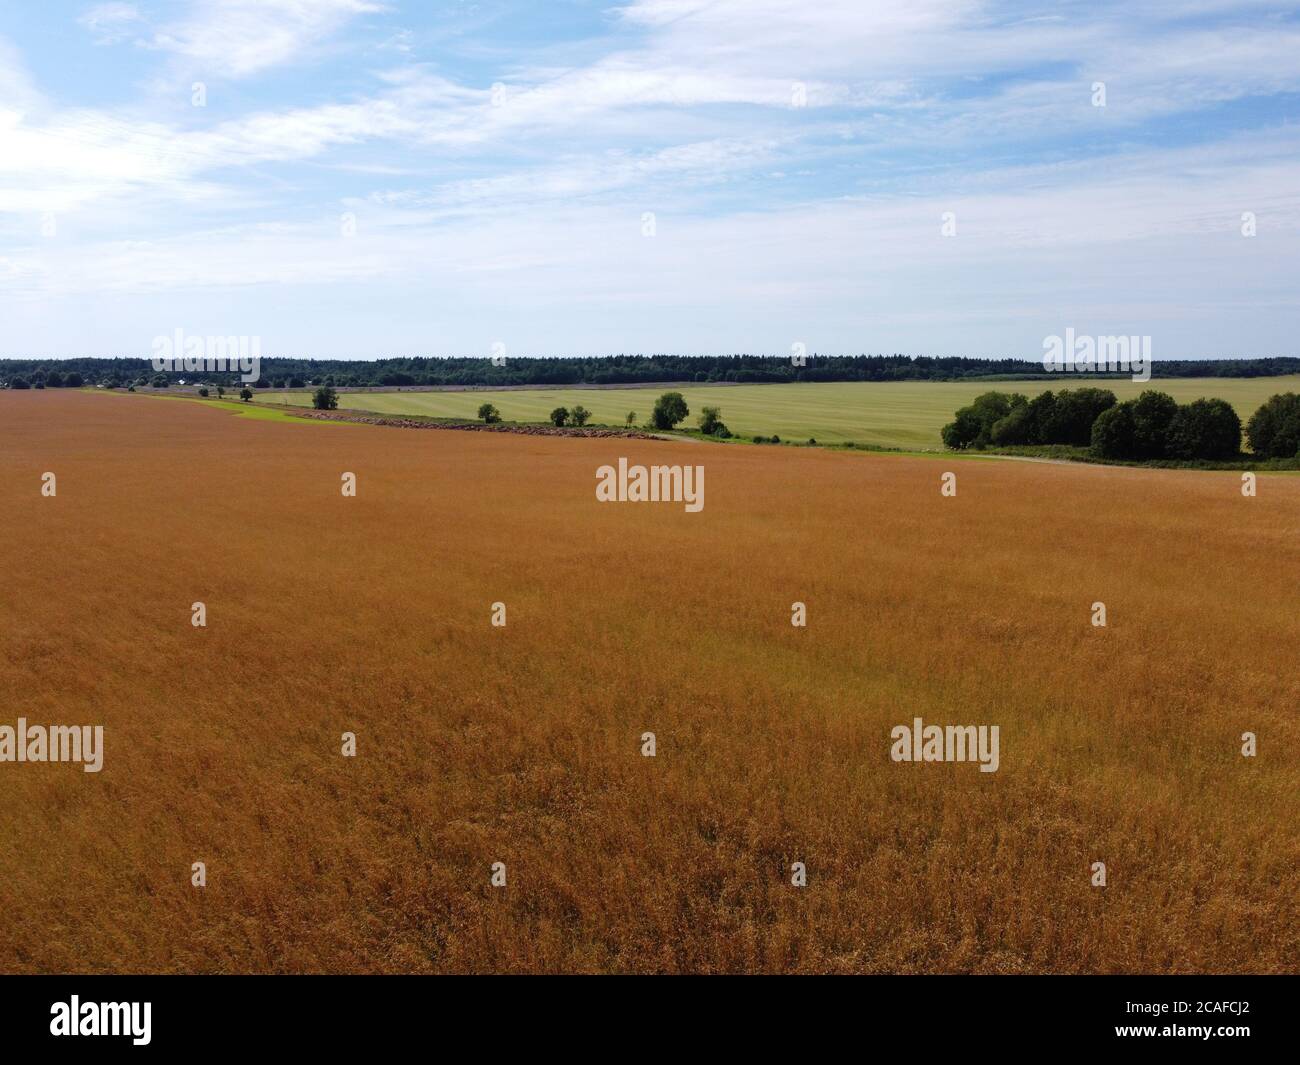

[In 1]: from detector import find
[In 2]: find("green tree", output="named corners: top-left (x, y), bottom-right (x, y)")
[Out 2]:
top-left (1090, 402), bottom-right (1138, 459)
top-left (990, 403), bottom-right (1035, 445)
top-left (1245, 393), bottom-right (1300, 458)
top-left (651, 391), bottom-right (689, 429)
top-left (698, 405), bottom-right (730, 437)
top-left (625, 411), bottom-right (637, 428)
top-left (312, 385), bottom-right (339, 410)
top-left (942, 392), bottom-right (1024, 449)
top-left (1024, 390), bottom-right (1058, 442)
top-left (549, 406), bottom-right (569, 427)
top-left (198, 386), bottom-right (210, 398)
top-left (239, 387), bottom-right (252, 402)
top-left (1051, 388), bottom-right (1117, 445)
top-left (477, 402), bottom-right (502, 424)
top-left (1167, 398), bottom-right (1242, 460)
top-left (570, 405), bottom-right (592, 426)
top-left (1129, 390), bottom-right (1179, 458)
top-left (941, 409), bottom-right (980, 449)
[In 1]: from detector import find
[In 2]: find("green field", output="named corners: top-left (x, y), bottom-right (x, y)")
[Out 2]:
top-left (251, 376), bottom-right (1300, 449)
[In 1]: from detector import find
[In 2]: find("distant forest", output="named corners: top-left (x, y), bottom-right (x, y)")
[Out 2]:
top-left (3, 354), bottom-right (1300, 389)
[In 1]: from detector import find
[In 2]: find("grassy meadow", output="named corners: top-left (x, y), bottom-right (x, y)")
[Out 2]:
top-left (250, 375), bottom-right (1300, 449)
top-left (1, 389), bottom-right (1296, 974)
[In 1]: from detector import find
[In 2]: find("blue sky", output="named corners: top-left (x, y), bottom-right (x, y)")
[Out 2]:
top-left (1, 0), bottom-right (1298, 359)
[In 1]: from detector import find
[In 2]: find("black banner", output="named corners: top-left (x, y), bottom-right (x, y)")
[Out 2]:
top-left (1, 975), bottom-right (1290, 1053)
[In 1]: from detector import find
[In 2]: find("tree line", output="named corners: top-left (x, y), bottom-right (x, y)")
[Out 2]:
top-left (4, 353), bottom-right (1300, 390)
top-left (5, 370), bottom-right (85, 389)
top-left (942, 389), bottom-right (1300, 461)
top-left (469, 391), bottom-right (731, 437)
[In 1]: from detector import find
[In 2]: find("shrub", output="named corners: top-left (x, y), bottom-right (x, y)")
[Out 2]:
top-left (198, 387), bottom-right (210, 398)
top-left (651, 391), bottom-right (689, 430)
top-left (549, 407), bottom-right (569, 427)
top-left (312, 385), bottom-right (339, 410)
top-left (1166, 398), bottom-right (1242, 460)
top-left (1245, 393), bottom-right (1300, 458)
top-left (9, 376), bottom-right (29, 390)
top-left (625, 411), bottom-right (637, 428)
top-left (698, 406), bottom-right (729, 437)
top-left (477, 402), bottom-right (502, 424)
top-left (239, 387), bottom-right (252, 402)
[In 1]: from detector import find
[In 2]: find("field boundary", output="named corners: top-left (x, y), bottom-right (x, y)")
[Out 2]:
top-left (287, 408), bottom-right (657, 438)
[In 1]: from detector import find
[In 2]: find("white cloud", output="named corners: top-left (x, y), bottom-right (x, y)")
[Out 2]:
top-left (0, 36), bottom-right (43, 116)
top-left (149, 0), bottom-right (385, 78)
top-left (77, 3), bottom-right (141, 46)
top-left (373, 137), bottom-right (781, 214)
top-left (9, 131), bottom-right (1298, 306)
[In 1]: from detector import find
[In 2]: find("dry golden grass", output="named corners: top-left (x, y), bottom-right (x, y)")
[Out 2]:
top-left (1, 390), bottom-right (1296, 974)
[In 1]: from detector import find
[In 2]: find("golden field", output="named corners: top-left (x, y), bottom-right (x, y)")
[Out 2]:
top-left (0, 389), bottom-right (1296, 974)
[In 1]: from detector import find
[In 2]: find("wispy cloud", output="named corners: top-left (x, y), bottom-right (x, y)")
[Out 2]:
top-left (77, 3), bottom-right (141, 46)
top-left (147, 0), bottom-right (386, 79)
